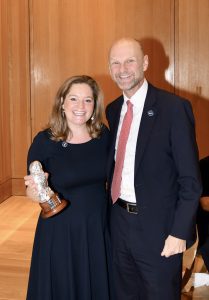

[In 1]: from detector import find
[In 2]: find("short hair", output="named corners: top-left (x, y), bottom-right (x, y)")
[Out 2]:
top-left (47, 75), bottom-right (104, 141)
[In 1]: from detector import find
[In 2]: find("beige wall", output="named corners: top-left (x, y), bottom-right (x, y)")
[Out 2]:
top-left (0, 0), bottom-right (208, 200)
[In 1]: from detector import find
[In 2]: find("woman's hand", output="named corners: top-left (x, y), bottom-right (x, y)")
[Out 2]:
top-left (24, 173), bottom-right (49, 201)
top-left (24, 174), bottom-right (39, 201)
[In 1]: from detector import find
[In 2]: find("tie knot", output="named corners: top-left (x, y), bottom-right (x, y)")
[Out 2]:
top-left (127, 100), bottom-right (133, 108)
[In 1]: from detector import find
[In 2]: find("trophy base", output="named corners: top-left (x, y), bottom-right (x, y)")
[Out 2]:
top-left (39, 193), bottom-right (68, 219)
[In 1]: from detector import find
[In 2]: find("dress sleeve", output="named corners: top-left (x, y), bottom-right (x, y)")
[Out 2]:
top-left (27, 130), bottom-right (50, 174)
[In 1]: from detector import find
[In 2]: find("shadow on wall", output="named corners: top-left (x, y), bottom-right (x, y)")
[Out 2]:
top-left (140, 37), bottom-right (173, 93)
top-left (96, 37), bottom-right (209, 159)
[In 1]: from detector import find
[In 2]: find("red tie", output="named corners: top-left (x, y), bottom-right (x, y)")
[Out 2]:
top-left (111, 100), bottom-right (133, 203)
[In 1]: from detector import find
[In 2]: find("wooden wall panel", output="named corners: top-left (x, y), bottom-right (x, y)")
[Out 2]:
top-left (0, 0), bottom-right (175, 197)
top-left (0, 0), bottom-right (12, 202)
top-left (8, 0), bottom-right (31, 194)
top-left (175, 0), bottom-right (209, 158)
top-left (30, 0), bottom-right (175, 136)
top-left (0, 0), bottom-right (209, 201)
top-left (3, 0), bottom-right (209, 196)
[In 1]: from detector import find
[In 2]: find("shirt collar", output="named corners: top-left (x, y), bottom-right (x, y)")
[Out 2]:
top-left (123, 79), bottom-right (148, 109)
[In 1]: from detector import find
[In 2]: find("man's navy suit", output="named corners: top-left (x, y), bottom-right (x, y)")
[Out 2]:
top-left (106, 83), bottom-right (202, 300)
top-left (197, 156), bottom-right (209, 271)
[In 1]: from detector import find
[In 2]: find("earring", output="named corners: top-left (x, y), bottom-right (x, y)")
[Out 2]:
top-left (62, 109), bottom-right (65, 118)
top-left (91, 115), bottom-right (95, 121)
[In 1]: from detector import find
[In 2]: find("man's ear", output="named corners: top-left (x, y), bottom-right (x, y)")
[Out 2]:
top-left (143, 55), bottom-right (149, 72)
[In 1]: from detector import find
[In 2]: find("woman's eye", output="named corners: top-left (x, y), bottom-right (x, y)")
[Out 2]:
top-left (85, 99), bottom-right (93, 103)
top-left (69, 97), bottom-right (77, 101)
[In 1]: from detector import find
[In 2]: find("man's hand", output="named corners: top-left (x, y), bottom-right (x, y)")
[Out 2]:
top-left (161, 235), bottom-right (186, 258)
top-left (200, 196), bottom-right (209, 212)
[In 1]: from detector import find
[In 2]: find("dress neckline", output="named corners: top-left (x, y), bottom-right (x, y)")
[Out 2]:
top-left (62, 138), bottom-right (94, 147)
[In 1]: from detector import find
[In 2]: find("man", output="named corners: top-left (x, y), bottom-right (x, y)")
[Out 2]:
top-left (106, 37), bottom-right (202, 300)
top-left (197, 156), bottom-right (209, 271)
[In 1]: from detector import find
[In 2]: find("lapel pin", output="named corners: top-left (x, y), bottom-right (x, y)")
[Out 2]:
top-left (147, 110), bottom-right (154, 117)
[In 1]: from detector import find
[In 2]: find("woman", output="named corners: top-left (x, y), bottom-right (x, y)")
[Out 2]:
top-left (24, 75), bottom-right (112, 300)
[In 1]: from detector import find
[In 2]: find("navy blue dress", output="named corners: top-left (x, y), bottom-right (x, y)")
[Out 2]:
top-left (26, 126), bottom-right (112, 300)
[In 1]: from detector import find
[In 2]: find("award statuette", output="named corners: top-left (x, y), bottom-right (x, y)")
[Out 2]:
top-left (29, 161), bottom-right (68, 218)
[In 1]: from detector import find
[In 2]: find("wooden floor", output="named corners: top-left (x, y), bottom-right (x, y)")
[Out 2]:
top-left (0, 196), bottom-right (209, 300)
top-left (0, 196), bottom-right (40, 300)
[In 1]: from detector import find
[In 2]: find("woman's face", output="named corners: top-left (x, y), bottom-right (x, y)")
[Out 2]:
top-left (63, 83), bottom-right (95, 128)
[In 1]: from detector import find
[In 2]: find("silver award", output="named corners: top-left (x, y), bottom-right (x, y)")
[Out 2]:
top-left (29, 161), bottom-right (68, 218)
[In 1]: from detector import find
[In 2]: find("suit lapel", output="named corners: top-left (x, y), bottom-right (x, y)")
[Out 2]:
top-left (134, 84), bottom-right (157, 174)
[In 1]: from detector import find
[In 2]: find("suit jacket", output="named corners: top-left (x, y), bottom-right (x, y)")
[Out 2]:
top-left (197, 156), bottom-right (209, 248)
top-left (106, 83), bottom-right (202, 249)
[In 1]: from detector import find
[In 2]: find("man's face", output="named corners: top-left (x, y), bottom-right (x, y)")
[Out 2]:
top-left (109, 40), bottom-right (148, 97)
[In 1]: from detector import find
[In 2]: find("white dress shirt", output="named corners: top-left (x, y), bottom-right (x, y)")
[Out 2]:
top-left (115, 79), bottom-right (148, 203)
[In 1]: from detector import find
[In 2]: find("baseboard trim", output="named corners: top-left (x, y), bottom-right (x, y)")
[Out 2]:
top-left (12, 178), bottom-right (26, 196)
top-left (0, 179), bottom-right (12, 203)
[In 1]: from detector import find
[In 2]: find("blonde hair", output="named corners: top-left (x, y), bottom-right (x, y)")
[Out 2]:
top-left (47, 75), bottom-right (104, 141)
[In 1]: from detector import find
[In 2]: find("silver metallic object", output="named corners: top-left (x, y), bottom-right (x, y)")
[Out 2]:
top-left (29, 161), bottom-right (68, 218)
